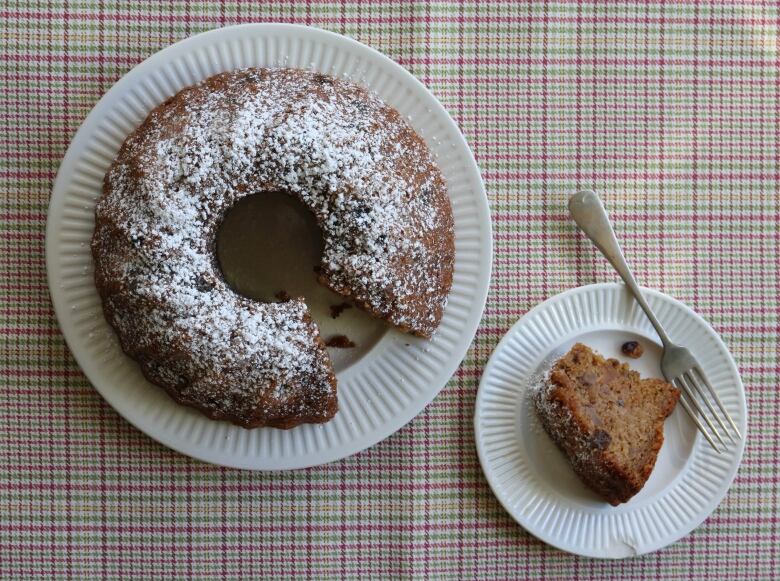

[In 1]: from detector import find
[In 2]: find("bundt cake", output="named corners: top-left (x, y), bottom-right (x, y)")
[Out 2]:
top-left (534, 343), bottom-right (680, 505)
top-left (91, 68), bottom-right (454, 429)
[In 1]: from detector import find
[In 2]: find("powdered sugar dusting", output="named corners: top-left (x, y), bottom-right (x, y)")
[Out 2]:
top-left (91, 68), bottom-right (453, 427)
top-left (532, 352), bottom-right (595, 467)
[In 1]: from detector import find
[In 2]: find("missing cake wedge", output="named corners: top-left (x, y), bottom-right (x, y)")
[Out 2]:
top-left (534, 343), bottom-right (680, 506)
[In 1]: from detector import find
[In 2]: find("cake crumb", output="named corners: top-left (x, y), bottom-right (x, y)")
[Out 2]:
top-left (621, 341), bottom-right (644, 359)
top-left (275, 290), bottom-right (291, 302)
top-left (325, 335), bottom-right (356, 348)
top-left (329, 302), bottom-right (352, 319)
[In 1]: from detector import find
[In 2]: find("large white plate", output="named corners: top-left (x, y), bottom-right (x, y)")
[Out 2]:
top-left (46, 24), bottom-right (492, 470)
top-left (474, 283), bottom-right (746, 558)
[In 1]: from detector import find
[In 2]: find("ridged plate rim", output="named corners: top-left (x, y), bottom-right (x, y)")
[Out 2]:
top-left (46, 24), bottom-right (492, 470)
top-left (474, 283), bottom-right (746, 558)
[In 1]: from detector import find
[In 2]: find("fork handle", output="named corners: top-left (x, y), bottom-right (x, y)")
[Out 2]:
top-left (568, 190), bottom-right (672, 346)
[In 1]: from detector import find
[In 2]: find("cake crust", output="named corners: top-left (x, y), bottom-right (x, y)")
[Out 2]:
top-left (534, 343), bottom-right (680, 505)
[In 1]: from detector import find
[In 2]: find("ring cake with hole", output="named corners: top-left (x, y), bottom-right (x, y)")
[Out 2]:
top-left (91, 68), bottom-right (455, 429)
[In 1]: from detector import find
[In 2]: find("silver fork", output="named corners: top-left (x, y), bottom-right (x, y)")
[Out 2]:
top-left (568, 190), bottom-right (742, 453)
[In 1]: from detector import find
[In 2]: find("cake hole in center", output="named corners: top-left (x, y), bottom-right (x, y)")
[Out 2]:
top-left (217, 191), bottom-right (323, 303)
top-left (216, 191), bottom-right (388, 372)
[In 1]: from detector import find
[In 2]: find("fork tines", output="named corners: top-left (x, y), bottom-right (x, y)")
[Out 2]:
top-left (672, 367), bottom-right (741, 454)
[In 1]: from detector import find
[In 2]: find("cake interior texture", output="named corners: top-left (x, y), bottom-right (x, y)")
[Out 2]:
top-left (534, 343), bottom-right (680, 505)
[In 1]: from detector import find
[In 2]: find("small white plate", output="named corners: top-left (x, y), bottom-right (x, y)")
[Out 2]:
top-left (474, 283), bottom-right (746, 558)
top-left (46, 24), bottom-right (492, 470)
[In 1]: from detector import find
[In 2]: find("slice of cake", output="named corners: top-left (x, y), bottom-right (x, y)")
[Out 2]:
top-left (534, 343), bottom-right (680, 505)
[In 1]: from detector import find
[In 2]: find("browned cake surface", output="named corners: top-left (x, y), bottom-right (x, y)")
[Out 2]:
top-left (534, 343), bottom-right (680, 505)
top-left (91, 68), bottom-right (454, 429)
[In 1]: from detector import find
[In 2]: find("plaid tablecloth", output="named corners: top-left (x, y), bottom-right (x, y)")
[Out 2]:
top-left (2, 1), bottom-right (778, 579)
